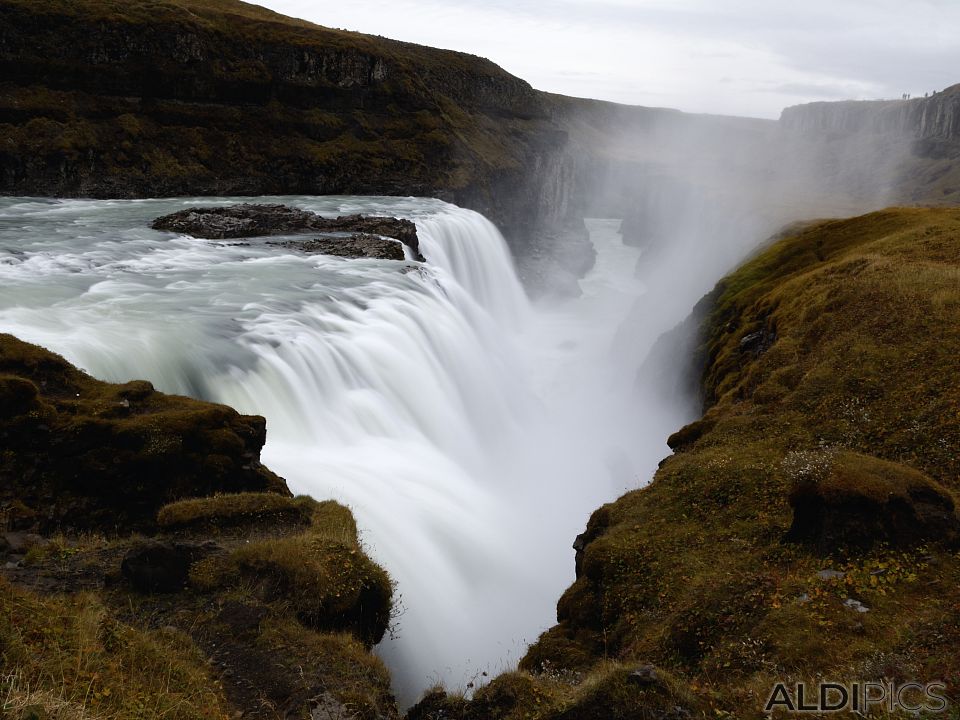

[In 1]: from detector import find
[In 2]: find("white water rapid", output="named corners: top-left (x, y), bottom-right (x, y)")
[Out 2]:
top-left (0, 197), bottom-right (682, 704)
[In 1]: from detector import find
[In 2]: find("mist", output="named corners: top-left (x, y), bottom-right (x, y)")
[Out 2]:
top-left (572, 101), bottom-right (917, 407)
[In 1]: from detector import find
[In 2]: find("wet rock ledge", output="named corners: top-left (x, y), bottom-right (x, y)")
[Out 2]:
top-left (152, 203), bottom-right (423, 261)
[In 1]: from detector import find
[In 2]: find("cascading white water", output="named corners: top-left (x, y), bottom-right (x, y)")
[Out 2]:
top-left (0, 196), bottom-right (670, 705)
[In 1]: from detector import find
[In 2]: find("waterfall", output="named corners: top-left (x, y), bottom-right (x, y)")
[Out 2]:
top-left (0, 196), bottom-right (665, 705)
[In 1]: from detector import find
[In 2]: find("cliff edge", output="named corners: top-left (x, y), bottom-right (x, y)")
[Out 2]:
top-left (0, 334), bottom-right (398, 719)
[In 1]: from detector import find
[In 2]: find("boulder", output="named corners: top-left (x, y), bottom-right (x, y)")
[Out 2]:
top-left (1, 532), bottom-right (47, 554)
top-left (785, 451), bottom-right (960, 551)
top-left (626, 665), bottom-right (658, 686)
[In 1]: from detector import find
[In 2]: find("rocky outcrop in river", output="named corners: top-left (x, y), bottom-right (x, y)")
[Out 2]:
top-left (152, 203), bottom-right (420, 260)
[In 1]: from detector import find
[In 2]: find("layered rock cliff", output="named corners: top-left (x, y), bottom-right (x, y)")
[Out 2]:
top-left (0, 0), bottom-right (590, 277)
top-left (780, 84), bottom-right (960, 206)
top-left (780, 84), bottom-right (960, 141)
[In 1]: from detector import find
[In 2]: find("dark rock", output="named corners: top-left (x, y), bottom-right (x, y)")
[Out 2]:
top-left (121, 540), bottom-right (191, 593)
top-left (572, 507), bottom-right (611, 578)
top-left (626, 664), bottom-right (658, 686)
top-left (785, 451), bottom-right (960, 551)
top-left (514, 221), bottom-right (595, 299)
top-left (738, 327), bottom-right (776, 354)
top-left (666, 417), bottom-right (716, 451)
top-left (268, 233), bottom-right (404, 261)
top-left (2, 532), bottom-right (47, 554)
top-left (151, 204), bottom-right (422, 259)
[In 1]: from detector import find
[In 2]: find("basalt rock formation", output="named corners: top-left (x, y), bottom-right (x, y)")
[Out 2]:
top-left (0, 333), bottom-right (288, 533)
top-left (780, 84), bottom-right (960, 206)
top-left (780, 85), bottom-right (960, 141)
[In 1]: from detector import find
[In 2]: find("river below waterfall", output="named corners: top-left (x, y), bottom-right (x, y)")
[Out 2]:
top-left (0, 196), bottom-right (689, 704)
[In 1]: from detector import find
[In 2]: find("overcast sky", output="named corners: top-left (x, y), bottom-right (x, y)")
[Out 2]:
top-left (256, 0), bottom-right (960, 118)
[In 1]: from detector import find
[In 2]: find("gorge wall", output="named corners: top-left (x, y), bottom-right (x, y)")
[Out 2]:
top-left (780, 84), bottom-right (960, 141)
top-left (779, 84), bottom-right (960, 206)
top-left (0, 0), bottom-right (590, 273)
top-left (3, 0), bottom-right (960, 267)
top-left (0, 0), bottom-right (776, 293)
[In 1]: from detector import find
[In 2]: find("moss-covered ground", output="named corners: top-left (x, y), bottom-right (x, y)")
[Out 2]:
top-left (0, 335), bottom-right (397, 719)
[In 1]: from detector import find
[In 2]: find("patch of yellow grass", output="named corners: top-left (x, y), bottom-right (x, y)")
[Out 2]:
top-left (0, 580), bottom-right (230, 720)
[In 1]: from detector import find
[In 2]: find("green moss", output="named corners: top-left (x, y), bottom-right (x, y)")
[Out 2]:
top-left (254, 620), bottom-right (396, 718)
top-left (807, 451), bottom-right (951, 505)
top-left (157, 492), bottom-right (315, 531)
top-left (557, 663), bottom-right (705, 720)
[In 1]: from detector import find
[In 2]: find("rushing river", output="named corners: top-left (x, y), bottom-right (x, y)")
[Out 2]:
top-left (0, 196), bottom-right (688, 703)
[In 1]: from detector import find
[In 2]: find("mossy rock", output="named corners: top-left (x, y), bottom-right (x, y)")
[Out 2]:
top-left (665, 417), bottom-right (716, 451)
top-left (0, 334), bottom-right (289, 533)
top-left (467, 672), bottom-right (563, 719)
top-left (191, 500), bottom-right (392, 646)
top-left (554, 665), bottom-right (705, 720)
top-left (405, 688), bottom-right (469, 720)
top-left (785, 450), bottom-right (960, 551)
top-left (157, 492), bottom-right (316, 533)
top-left (520, 625), bottom-right (597, 675)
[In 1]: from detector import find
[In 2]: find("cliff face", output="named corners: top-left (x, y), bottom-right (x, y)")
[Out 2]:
top-left (780, 84), bottom-right (960, 141)
top-left (0, 0), bottom-right (583, 261)
top-left (779, 85), bottom-right (960, 206)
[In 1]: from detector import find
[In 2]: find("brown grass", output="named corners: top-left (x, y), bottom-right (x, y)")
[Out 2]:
top-left (0, 580), bottom-right (230, 720)
top-left (156, 492), bottom-right (314, 531)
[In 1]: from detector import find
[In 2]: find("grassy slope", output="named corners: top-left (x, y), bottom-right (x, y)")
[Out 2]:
top-left (1, 494), bottom-right (397, 720)
top-left (411, 208), bottom-right (960, 719)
